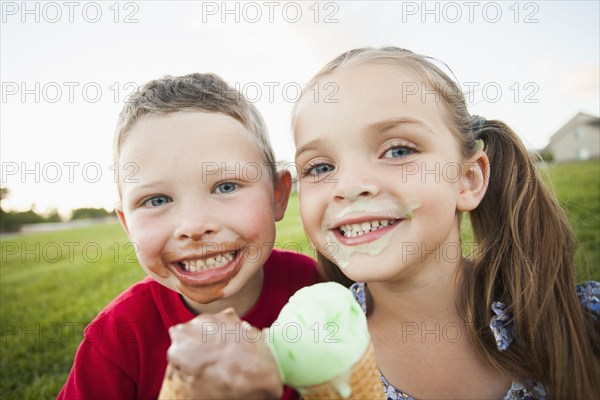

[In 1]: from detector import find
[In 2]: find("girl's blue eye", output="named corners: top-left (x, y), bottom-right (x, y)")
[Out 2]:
top-left (383, 146), bottom-right (413, 159)
top-left (144, 196), bottom-right (171, 207)
top-left (306, 163), bottom-right (335, 176)
top-left (214, 182), bottom-right (238, 194)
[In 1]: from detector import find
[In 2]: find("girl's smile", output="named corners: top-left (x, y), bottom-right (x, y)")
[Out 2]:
top-left (333, 216), bottom-right (401, 243)
top-left (324, 200), bottom-right (421, 246)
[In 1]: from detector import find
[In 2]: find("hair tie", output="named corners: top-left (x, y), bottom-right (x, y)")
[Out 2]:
top-left (471, 115), bottom-right (486, 150)
top-left (471, 115), bottom-right (486, 133)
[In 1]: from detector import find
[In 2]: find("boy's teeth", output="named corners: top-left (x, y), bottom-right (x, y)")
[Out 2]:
top-left (180, 251), bottom-right (236, 272)
top-left (339, 219), bottom-right (398, 238)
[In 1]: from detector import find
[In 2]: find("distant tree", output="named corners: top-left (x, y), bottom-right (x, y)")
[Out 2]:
top-left (0, 187), bottom-right (8, 212)
top-left (0, 208), bottom-right (46, 232)
top-left (70, 207), bottom-right (112, 220)
top-left (0, 190), bottom-right (64, 232)
top-left (44, 209), bottom-right (63, 223)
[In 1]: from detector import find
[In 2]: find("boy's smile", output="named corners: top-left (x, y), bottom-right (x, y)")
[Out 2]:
top-left (165, 246), bottom-right (242, 286)
top-left (116, 111), bottom-right (289, 311)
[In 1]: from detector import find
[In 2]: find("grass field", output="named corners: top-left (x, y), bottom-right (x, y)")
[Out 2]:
top-left (1, 160), bottom-right (598, 399)
top-left (545, 160), bottom-right (600, 280)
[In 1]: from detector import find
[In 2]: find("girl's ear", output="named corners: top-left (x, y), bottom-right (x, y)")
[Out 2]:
top-left (456, 150), bottom-right (490, 212)
top-left (273, 170), bottom-right (292, 222)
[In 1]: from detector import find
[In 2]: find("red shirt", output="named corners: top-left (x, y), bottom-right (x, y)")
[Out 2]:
top-left (58, 250), bottom-right (320, 400)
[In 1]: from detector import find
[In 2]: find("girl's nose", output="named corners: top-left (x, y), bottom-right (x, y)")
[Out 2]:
top-left (336, 183), bottom-right (379, 201)
top-left (332, 165), bottom-right (379, 201)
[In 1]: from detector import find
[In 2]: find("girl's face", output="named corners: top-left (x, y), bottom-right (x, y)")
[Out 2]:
top-left (294, 63), bottom-right (480, 284)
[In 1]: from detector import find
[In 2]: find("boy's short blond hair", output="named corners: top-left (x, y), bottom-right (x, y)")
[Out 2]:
top-left (114, 73), bottom-right (277, 187)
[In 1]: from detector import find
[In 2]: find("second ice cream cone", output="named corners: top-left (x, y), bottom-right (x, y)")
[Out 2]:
top-left (299, 343), bottom-right (384, 400)
top-left (266, 283), bottom-right (386, 400)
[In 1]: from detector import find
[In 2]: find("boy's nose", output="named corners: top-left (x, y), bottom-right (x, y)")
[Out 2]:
top-left (173, 208), bottom-right (220, 241)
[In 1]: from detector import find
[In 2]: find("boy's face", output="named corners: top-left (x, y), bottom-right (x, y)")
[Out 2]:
top-left (116, 111), bottom-right (289, 306)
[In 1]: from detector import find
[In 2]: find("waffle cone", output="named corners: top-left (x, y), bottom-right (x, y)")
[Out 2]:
top-left (299, 342), bottom-right (384, 400)
top-left (158, 363), bottom-right (187, 400)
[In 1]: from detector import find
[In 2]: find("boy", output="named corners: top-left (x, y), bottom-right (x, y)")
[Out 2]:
top-left (58, 73), bottom-right (321, 399)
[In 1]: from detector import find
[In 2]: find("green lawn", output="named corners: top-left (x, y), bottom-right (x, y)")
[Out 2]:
top-left (0, 160), bottom-right (598, 398)
top-left (545, 160), bottom-right (600, 280)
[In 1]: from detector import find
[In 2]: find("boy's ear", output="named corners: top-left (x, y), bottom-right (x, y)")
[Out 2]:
top-left (273, 170), bottom-right (292, 222)
top-left (115, 205), bottom-right (130, 235)
top-left (456, 150), bottom-right (490, 212)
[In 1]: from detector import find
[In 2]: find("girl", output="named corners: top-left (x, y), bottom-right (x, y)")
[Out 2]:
top-left (293, 47), bottom-right (600, 399)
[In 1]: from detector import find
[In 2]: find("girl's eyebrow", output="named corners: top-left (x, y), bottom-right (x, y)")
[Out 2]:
top-left (295, 139), bottom-right (323, 159)
top-left (368, 117), bottom-right (434, 135)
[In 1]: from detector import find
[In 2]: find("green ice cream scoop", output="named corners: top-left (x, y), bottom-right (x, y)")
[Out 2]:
top-left (265, 282), bottom-right (370, 388)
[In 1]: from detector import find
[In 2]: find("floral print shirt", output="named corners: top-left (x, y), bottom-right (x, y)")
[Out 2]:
top-left (349, 281), bottom-right (600, 400)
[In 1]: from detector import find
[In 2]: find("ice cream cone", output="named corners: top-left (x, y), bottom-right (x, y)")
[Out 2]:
top-left (158, 363), bottom-right (187, 400)
top-left (266, 283), bottom-right (384, 399)
top-left (158, 308), bottom-right (284, 399)
top-left (298, 342), bottom-right (384, 400)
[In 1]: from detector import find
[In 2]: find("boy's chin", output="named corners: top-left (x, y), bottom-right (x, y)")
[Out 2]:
top-left (178, 284), bottom-right (229, 307)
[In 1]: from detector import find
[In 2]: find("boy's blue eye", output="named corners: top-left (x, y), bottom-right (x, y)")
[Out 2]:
top-left (307, 163), bottom-right (335, 176)
top-left (144, 196), bottom-right (171, 207)
top-left (214, 182), bottom-right (238, 194)
top-left (383, 146), bottom-right (413, 159)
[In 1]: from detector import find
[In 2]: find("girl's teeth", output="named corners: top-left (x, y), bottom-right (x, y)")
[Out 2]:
top-left (339, 219), bottom-right (398, 238)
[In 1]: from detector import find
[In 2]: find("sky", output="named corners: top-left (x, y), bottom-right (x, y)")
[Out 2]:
top-left (1, 0), bottom-right (599, 216)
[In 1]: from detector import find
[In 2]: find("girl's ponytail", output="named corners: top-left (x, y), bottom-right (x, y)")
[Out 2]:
top-left (462, 119), bottom-right (600, 398)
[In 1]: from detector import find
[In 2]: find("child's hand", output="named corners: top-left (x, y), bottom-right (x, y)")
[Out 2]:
top-left (158, 308), bottom-right (283, 399)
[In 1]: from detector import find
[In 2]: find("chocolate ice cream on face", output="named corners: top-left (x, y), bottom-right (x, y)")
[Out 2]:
top-left (162, 308), bottom-right (283, 399)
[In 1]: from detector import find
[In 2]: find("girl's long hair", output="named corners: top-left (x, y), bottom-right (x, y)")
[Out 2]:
top-left (294, 47), bottom-right (600, 398)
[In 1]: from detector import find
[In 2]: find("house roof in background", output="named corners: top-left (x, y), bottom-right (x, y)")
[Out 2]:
top-left (548, 112), bottom-right (600, 145)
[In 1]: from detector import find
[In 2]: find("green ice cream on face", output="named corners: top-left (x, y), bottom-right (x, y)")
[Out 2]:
top-left (265, 282), bottom-right (370, 388)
